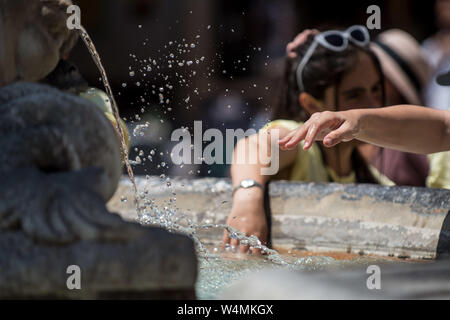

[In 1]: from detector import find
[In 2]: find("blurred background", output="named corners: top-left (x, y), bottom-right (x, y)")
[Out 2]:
top-left (68, 0), bottom-right (441, 178)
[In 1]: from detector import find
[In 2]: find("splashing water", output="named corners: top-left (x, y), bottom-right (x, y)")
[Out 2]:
top-left (195, 248), bottom-right (392, 299)
top-left (77, 25), bottom-right (365, 293)
top-left (77, 25), bottom-right (294, 268)
top-left (134, 176), bottom-right (288, 265)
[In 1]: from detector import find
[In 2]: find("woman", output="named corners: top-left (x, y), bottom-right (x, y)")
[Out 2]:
top-left (360, 29), bottom-right (431, 187)
top-left (222, 26), bottom-right (387, 254)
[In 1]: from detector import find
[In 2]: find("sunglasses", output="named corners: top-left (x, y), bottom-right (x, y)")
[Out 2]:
top-left (296, 25), bottom-right (371, 92)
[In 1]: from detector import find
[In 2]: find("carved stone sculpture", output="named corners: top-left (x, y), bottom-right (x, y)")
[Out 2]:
top-left (0, 83), bottom-right (197, 298)
top-left (0, 0), bottom-right (78, 86)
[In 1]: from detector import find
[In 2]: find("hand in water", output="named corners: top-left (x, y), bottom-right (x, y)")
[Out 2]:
top-left (222, 189), bottom-right (268, 255)
top-left (278, 110), bottom-right (361, 150)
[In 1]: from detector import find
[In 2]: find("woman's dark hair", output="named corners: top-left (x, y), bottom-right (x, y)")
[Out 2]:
top-left (272, 33), bottom-right (386, 184)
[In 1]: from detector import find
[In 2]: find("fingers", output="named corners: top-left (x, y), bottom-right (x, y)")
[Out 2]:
top-left (222, 231), bottom-right (230, 248)
top-left (279, 125), bottom-right (309, 150)
top-left (279, 112), bottom-right (345, 150)
top-left (304, 112), bottom-right (343, 146)
top-left (222, 230), bottom-right (265, 255)
top-left (323, 122), bottom-right (353, 147)
top-left (230, 238), bottom-right (240, 251)
top-left (239, 234), bottom-right (266, 255)
top-left (239, 242), bottom-right (250, 254)
top-left (286, 29), bottom-right (320, 58)
top-left (251, 247), bottom-right (262, 255)
top-left (303, 122), bottom-right (323, 150)
top-left (222, 229), bottom-right (250, 253)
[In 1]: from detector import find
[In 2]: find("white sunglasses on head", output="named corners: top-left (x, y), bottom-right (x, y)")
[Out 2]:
top-left (296, 25), bottom-right (371, 92)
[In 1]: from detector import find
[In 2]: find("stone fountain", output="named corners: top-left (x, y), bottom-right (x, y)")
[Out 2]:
top-left (0, 82), bottom-right (197, 299)
top-left (0, 0), bottom-right (197, 299)
top-left (1, 0), bottom-right (450, 300)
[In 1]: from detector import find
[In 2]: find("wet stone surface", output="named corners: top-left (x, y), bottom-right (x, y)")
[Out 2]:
top-left (110, 176), bottom-right (450, 259)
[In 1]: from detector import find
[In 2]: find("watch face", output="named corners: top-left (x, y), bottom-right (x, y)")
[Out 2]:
top-left (241, 179), bottom-right (255, 188)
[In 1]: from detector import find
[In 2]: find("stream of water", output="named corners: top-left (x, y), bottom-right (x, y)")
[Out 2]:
top-left (79, 26), bottom-right (141, 215)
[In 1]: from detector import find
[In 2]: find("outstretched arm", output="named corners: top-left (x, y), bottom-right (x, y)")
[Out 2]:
top-left (278, 106), bottom-right (450, 154)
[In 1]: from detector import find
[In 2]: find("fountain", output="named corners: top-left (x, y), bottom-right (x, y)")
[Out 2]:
top-left (111, 176), bottom-right (450, 299)
top-left (1, 0), bottom-right (449, 300)
top-left (0, 0), bottom-right (197, 299)
top-left (0, 82), bottom-right (197, 299)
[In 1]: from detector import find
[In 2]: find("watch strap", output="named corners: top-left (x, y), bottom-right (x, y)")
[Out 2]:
top-left (232, 180), bottom-right (264, 196)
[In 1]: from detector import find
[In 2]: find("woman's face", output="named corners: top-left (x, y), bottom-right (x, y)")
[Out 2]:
top-left (436, 0), bottom-right (450, 30)
top-left (322, 51), bottom-right (383, 112)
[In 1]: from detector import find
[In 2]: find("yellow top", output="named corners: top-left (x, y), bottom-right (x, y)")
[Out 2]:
top-left (427, 151), bottom-right (450, 189)
top-left (261, 119), bottom-right (394, 185)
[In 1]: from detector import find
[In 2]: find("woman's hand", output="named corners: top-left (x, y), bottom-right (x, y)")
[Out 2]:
top-left (278, 110), bottom-right (362, 150)
top-left (222, 188), bottom-right (268, 255)
top-left (286, 29), bottom-right (319, 58)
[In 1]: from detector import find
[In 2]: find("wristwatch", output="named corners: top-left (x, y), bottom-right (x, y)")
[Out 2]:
top-left (232, 179), bottom-right (264, 196)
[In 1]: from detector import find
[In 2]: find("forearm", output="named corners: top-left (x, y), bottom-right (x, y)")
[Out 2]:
top-left (226, 130), bottom-right (296, 251)
top-left (230, 135), bottom-right (272, 189)
top-left (356, 106), bottom-right (450, 154)
top-left (231, 130), bottom-right (296, 188)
